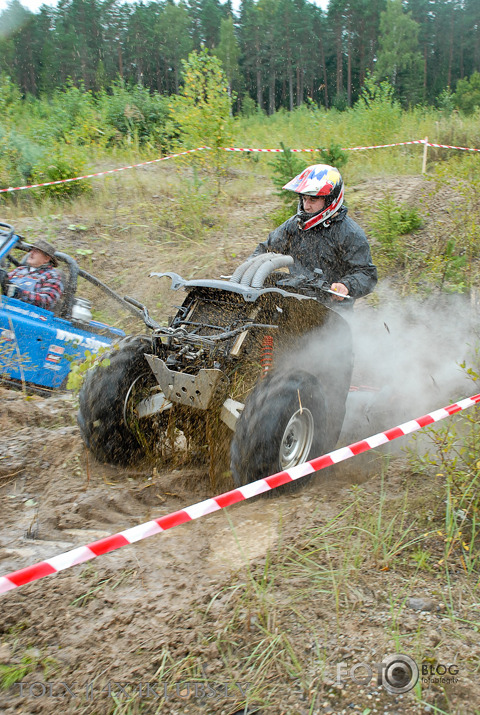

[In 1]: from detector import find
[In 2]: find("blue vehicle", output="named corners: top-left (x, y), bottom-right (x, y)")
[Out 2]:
top-left (0, 221), bottom-right (142, 391)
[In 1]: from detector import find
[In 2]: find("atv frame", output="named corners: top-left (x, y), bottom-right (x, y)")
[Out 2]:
top-left (78, 253), bottom-right (353, 492)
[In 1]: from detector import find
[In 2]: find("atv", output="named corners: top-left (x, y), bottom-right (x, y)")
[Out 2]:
top-left (77, 253), bottom-right (353, 492)
top-left (0, 222), bottom-right (144, 392)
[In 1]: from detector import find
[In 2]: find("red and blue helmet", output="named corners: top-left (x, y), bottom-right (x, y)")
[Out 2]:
top-left (283, 164), bottom-right (344, 230)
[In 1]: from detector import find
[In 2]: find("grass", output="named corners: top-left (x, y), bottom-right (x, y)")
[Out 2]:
top-left (0, 648), bottom-right (58, 690)
top-left (70, 567), bottom-right (137, 607)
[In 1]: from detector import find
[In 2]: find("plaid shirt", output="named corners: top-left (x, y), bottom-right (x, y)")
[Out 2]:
top-left (7, 264), bottom-right (64, 311)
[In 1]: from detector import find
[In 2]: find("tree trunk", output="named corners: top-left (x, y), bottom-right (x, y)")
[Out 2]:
top-left (256, 68), bottom-right (263, 109)
top-left (336, 26), bottom-right (343, 96)
top-left (269, 70), bottom-right (276, 114)
top-left (347, 35), bottom-right (351, 106)
top-left (288, 64), bottom-right (294, 111)
top-left (117, 43), bottom-right (123, 79)
top-left (319, 36), bottom-right (328, 109)
top-left (447, 10), bottom-right (454, 88)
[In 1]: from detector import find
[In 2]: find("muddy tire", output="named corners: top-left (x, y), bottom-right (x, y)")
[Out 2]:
top-left (78, 335), bottom-right (162, 465)
top-left (230, 370), bottom-right (339, 495)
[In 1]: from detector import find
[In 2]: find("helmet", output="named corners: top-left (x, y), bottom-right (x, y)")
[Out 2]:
top-left (283, 164), bottom-right (344, 230)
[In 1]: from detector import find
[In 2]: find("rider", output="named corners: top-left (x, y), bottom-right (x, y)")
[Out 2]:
top-left (252, 164), bottom-right (377, 303)
top-left (0, 239), bottom-right (63, 311)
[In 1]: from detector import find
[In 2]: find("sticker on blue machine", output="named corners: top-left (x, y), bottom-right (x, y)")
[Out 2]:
top-left (48, 344), bottom-right (65, 355)
top-left (44, 362), bottom-right (61, 370)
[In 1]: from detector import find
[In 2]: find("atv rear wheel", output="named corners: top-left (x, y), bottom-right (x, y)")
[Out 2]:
top-left (230, 370), bottom-right (337, 495)
top-left (78, 335), bottom-right (167, 465)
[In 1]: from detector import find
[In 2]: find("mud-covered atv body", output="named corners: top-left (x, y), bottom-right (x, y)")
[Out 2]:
top-left (78, 253), bottom-right (353, 491)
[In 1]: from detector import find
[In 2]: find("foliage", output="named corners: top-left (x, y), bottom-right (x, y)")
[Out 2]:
top-left (29, 144), bottom-right (91, 200)
top-left (318, 142), bottom-right (348, 170)
top-left (0, 0), bottom-right (479, 112)
top-left (370, 193), bottom-right (422, 263)
top-left (453, 71), bottom-right (480, 115)
top-left (374, 0), bottom-right (423, 106)
top-left (436, 88), bottom-right (455, 116)
top-left (167, 48), bottom-right (234, 179)
top-left (98, 82), bottom-right (169, 146)
top-left (0, 73), bottom-right (21, 121)
top-left (352, 74), bottom-right (403, 143)
top-left (0, 128), bottom-right (44, 188)
top-left (66, 348), bottom-right (110, 393)
top-left (422, 158), bottom-right (480, 293)
top-left (268, 142), bottom-right (308, 225)
top-left (240, 94), bottom-right (257, 117)
top-left (269, 142), bottom-right (308, 203)
top-left (47, 82), bottom-right (100, 144)
top-left (214, 16), bottom-right (241, 102)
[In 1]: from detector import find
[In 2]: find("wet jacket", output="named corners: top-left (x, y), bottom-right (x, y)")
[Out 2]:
top-left (253, 206), bottom-right (377, 300)
top-left (7, 264), bottom-right (63, 311)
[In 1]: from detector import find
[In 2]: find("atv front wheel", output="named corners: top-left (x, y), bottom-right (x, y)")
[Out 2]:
top-left (78, 335), bottom-right (167, 465)
top-left (230, 369), bottom-right (336, 494)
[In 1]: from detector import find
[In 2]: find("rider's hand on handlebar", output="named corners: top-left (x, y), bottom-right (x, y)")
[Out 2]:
top-left (330, 282), bottom-right (349, 300)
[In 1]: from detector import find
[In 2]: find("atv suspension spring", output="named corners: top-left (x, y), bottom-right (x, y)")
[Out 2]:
top-left (261, 335), bottom-right (274, 377)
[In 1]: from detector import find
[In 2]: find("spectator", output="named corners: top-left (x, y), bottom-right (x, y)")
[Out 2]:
top-left (0, 239), bottom-right (63, 311)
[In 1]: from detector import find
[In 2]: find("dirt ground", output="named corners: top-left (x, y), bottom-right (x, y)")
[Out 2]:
top-left (0, 167), bottom-right (479, 714)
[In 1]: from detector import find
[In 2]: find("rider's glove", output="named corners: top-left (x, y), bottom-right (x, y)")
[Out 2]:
top-left (307, 268), bottom-right (330, 291)
top-left (276, 274), bottom-right (310, 289)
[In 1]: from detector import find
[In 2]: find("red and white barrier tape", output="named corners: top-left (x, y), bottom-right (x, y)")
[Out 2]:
top-left (0, 146), bottom-right (210, 194)
top-left (425, 141), bottom-right (480, 152)
top-left (1, 392), bottom-right (479, 595)
top-left (3, 138), bottom-right (480, 194)
top-left (221, 140), bottom-right (425, 153)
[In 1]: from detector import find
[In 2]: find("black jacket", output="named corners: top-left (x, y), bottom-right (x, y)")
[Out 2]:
top-left (253, 206), bottom-right (377, 300)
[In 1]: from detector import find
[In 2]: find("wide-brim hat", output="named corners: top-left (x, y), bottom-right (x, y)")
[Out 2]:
top-left (30, 239), bottom-right (59, 266)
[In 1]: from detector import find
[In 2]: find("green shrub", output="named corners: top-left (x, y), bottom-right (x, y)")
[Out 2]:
top-left (99, 81), bottom-right (169, 146)
top-left (0, 129), bottom-right (44, 188)
top-left (352, 75), bottom-right (403, 144)
top-left (453, 71), bottom-right (480, 115)
top-left (370, 193), bottom-right (422, 261)
top-left (0, 73), bottom-right (22, 123)
top-left (269, 142), bottom-right (308, 211)
top-left (29, 145), bottom-right (91, 199)
top-left (240, 94), bottom-right (257, 118)
top-left (318, 141), bottom-right (348, 170)
top-left (48, 82), bottom-right (101, 145)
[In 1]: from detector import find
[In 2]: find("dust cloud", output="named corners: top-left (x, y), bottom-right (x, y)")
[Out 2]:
top-left (342, 283), bottom-right (480, 440)
top-left (280, 283), bottom-right (480, 444)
